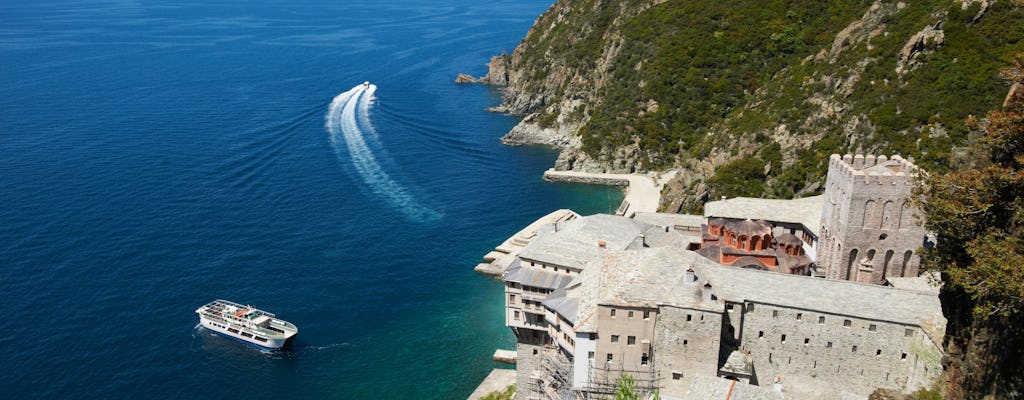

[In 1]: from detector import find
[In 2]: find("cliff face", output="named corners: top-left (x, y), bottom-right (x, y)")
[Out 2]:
top-left (479, 0), bottom-right (1024, 212)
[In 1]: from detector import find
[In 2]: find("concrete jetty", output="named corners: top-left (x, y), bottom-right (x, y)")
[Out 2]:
top-left (542, 169), bottom-right (676, 217)
top-left (466, 369), bottom-right (516, 400)
top-left (474, 208), bottom-right (580, 277)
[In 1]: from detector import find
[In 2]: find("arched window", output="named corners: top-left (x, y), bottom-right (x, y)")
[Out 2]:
top-left (882, 201), bottom-right (896, 230)
top-left (883, 250), bottom-right (894, 278)
top-left (901, 250), bottom-right (914, 276)
top-left (863, 200), bottom-right (876, 228)
top-left (764, 234), bottom-right (772, 249)
top-left (864, 249), bottom-right (876, 266)
top-left (750, 235), bottom-right (760, 251)
top-left (847, 249), bottom-right (859, 280)
top-left (899, 201), bottom-right (911, 230)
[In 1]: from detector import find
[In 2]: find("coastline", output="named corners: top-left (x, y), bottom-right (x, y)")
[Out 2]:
top-left (542, 168), bottom-right (676, 217)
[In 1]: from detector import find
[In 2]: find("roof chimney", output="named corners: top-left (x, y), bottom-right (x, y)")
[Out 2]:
top-left (639, 234), bottom-right (647, 247)
top-left (598, 240), bottom-right (607, 249)
top-left (685, 266), bottom-right (695, 284)
top-left (702, 280), bottom-right (714, 303)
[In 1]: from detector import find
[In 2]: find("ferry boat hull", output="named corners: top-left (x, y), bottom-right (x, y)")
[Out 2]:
top-left (199, 317), bottom-right (294, 351)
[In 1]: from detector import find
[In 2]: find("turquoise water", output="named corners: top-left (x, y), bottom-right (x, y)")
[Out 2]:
top-left (0, 1), bottom-right (623, 398)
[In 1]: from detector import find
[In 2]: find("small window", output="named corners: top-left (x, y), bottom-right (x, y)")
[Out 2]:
top-left (781, 334), bottom-right (787, 343)
top-left (876, 349), bottom-right (882, 356)
top-left (683, 339), bottom-right (688, 346)
top-left (628, 336), bottom-right (636, 345)
top-left (628, 310), bottom-right (634, 318)
top-left (869, 324), bottom-right (877, 332)
top-left (672, 372), bottom-right (683, 380)
top-left (641, 353), bottom-right (649, 366)
top-left (905, 329), bottom-right (914, 337)
top-left (611, 335), bottom-right (619, 343)
top-left (588, 351), bottom-right (594, 359)
top-left (727, 304), bottom-right (735, 312)
top-left (826, 341), bottom-right (833, 349)
top-left (852, 345), bottom-right (858, 353)
top-left (589, 333), bottom-right (596, 340)
top-left (901, 352), bottom-right (907, 360)
top-left (819, 316), bottom-right (825, 324)
top-left (686, 314), bottom-right (692, 322)
top-left (773, 310), bottom-right (780, 318)
top-left (804, 338), bottom-right (810, 345)
top-left (514, 311), bottom-right (520, 320)
top-left (610, 309), bottom-right (616, 317)
top-left (796, 313), bottom-right (802, 321)
top-left (643, 310), bottom-right (651, 319)
top-left (843, 319), bottom-right (852, 327)
top-left (746, 303), bottom-right (755, 312)
top-left (509, 294), bottom-right (516, 304)
top-left (758, 331), bottom-right (764, 338)
top-left (607, 353), bottom-right (613, 361)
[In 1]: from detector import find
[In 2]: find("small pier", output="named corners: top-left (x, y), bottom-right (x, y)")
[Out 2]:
top-left (474, 209), bottom-right (579, 277)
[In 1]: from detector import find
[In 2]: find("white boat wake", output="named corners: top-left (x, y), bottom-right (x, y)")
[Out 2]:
top-left (326, 83), bottom-right (440, 222)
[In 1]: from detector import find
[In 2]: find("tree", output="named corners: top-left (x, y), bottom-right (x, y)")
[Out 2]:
top-left (614, 372), bottom-right (640, 400)
top-left (915, 53), bottom-right (1024, 399)
top-left (916, 53), bottom-right (1024, 318)
top-left (613, 372), bottom-right (660, 400)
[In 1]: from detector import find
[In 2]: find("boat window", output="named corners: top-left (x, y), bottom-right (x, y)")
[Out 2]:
top-left (255, 337), bottom-right (267, 342)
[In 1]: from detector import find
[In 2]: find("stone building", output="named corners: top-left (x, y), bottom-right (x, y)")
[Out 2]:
top-left (512, 244), bottom-right (944, 399)
top-left (492, 154), bottom-right (939, 399)
top-left (817, 154), bottom-right (925, 284)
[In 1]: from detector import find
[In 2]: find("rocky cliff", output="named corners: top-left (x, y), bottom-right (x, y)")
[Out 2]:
top-left (468, 0), bottom-right (1024, 213)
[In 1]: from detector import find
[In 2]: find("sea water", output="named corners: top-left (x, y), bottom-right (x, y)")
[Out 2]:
top-left (0, 1), bottom-right (623, 398)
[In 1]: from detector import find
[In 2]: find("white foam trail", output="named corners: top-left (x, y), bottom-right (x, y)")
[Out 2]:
top-left (326, 84), bottom-right (440, 222)
top-left (358, 84), bottom-right (380, 143)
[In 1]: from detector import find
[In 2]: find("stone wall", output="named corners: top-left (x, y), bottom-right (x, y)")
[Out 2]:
top-left (738, 302), bottom-right (942, 398)
top-left (653, 306), bottom-right (723, 396)
top-left (515, 342), bottom-right (547, 400)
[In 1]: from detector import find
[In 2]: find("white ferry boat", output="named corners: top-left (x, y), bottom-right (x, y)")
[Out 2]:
top-left (196, 300), bottom-right (298, 350)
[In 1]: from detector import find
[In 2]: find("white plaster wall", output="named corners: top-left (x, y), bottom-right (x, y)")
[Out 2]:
top-left (573, 332), bottom-right (596, 389)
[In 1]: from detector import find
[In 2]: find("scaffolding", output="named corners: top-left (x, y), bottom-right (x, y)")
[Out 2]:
top-left (575, 362), bottom-right (662, 400)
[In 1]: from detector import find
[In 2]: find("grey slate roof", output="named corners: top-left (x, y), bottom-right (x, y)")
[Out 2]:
top-left (517, 214), bottom-right (651, 270)
top-left (504, 260), bottom-right (575, 290)
top-left (704, 195), bottom-right (825, 236)
top-left (561, 245), bottom-right (943, 334)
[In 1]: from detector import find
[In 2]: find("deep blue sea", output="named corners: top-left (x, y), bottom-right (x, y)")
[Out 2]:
top-left (0, 1), bottom-right (623, 398)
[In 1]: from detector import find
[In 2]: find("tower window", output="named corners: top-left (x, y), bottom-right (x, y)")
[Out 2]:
top-left (819, 316), bottom-right (825, 324)
top-left (843, 319), bottom-right (852, 327)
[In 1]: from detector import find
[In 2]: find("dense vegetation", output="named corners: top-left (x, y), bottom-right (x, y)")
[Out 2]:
top-left (479, 385), bottom-right (515, 400)
top-left (509, 0), bottom-right (1023, 206)
top-left (915, 54), bottom-right (1023, 399)
top-left (580, 0), bottom-right (872, 166)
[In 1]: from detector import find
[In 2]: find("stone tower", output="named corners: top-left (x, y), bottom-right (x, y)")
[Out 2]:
top-left (817, 154), bottom-right (925, 284)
